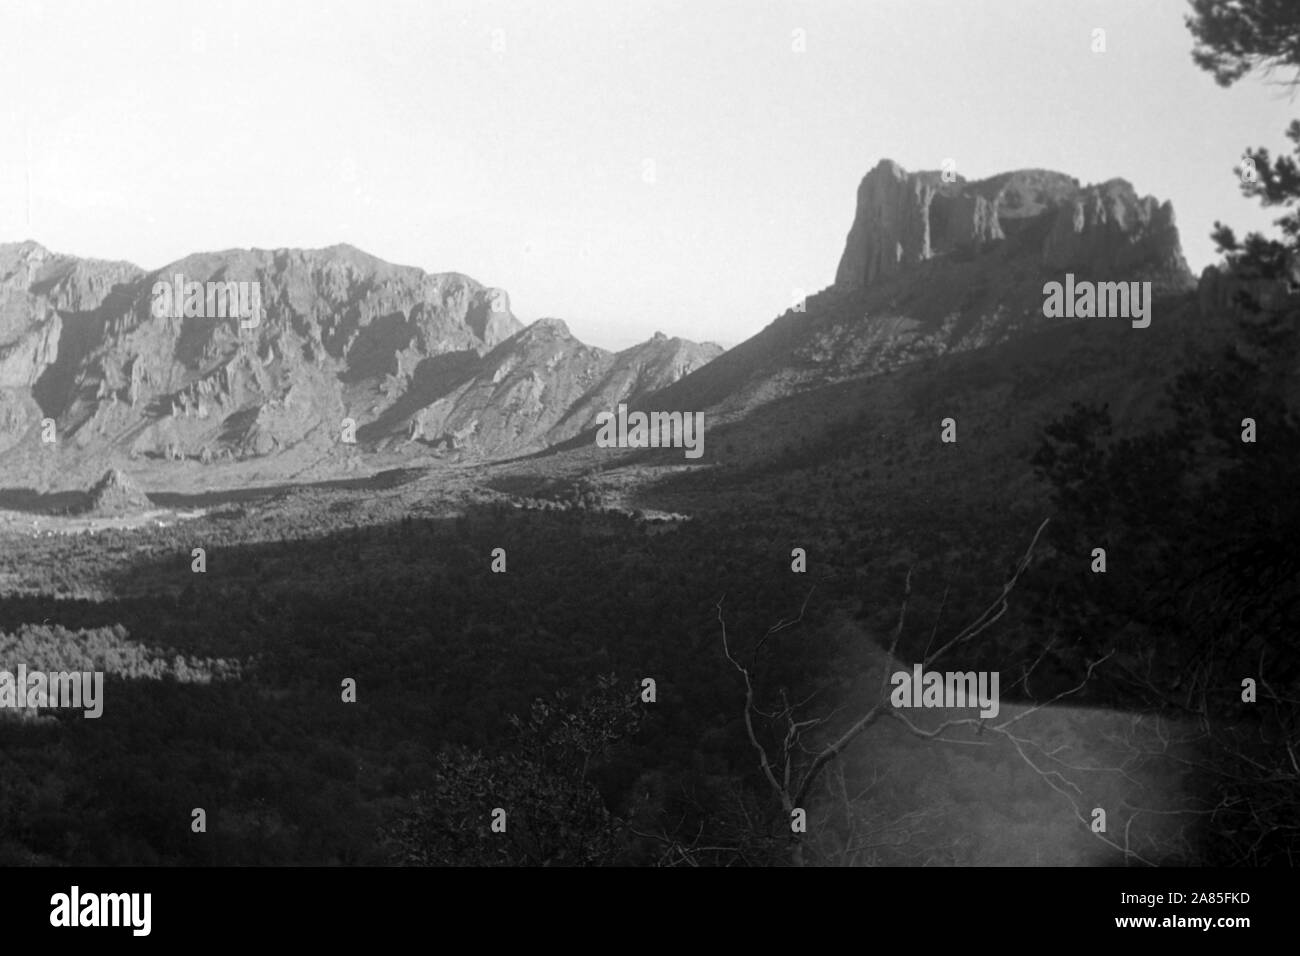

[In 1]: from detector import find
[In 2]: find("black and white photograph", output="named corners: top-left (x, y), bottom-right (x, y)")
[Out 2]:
top-left (0, 0), bottom-right (1294, 938)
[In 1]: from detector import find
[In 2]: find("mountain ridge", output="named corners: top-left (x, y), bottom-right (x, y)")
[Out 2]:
top-left (0, 158), bottom-right (1208, 489)
top-left (0, 240), bottom-right (720, 486)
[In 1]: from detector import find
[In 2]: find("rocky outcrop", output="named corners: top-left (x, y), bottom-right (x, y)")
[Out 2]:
top-left (84, 468), bottom-right (152, 515)
top-left (1041, 179), bottom-right (1189, 282)
top-left (0, 310), bottom-right (61, 388)
top-left (647, 159), bottom-right (1202, 430)
top-left (834, 160), bottom-right (1191, 290)
top-left (834, 160), bottom-right (941, 290)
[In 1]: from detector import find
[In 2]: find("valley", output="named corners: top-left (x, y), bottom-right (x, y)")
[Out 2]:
top-left (0, 152), bottom-right (1292, 867)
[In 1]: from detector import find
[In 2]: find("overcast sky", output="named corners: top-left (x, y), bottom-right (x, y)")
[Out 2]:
top-left (1, 0), bottom-right (1294, 350)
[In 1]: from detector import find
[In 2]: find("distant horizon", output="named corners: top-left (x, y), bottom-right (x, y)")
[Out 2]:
top-left (2, 233), bottom-right (740, 350)
top-left (2, 0), bottom-right (1294, 350)
top-left (0, 143), bottom-right (1215, 353)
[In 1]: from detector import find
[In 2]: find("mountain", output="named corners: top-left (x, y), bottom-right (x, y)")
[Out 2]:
top-left (385, 320), bottom-right (720, 458)
top-left (0, 159), bottom-right (1206, 490)
top-left (0, 241), bottom-right (719, 485)
top-left (834, 159), bottom-right (1188, 288)
top-left (612, 158), bottom-right (1197, 431)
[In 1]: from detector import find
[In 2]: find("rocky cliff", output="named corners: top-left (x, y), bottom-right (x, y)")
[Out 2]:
top-left (835, 159), bottom-right (1190, 290)
top-left (644, 158), bottom-right (1198, 427)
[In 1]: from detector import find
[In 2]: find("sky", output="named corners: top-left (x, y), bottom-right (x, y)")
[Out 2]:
top-left (0, 0), bottom-right (1295, 351)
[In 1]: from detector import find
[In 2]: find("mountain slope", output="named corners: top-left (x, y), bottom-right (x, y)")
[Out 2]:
top-left (619, 159), bottom-right (1197, 431)
top-left (0, 242), bottom-right (719, 486)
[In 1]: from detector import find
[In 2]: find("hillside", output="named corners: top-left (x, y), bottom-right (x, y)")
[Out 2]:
top-left (0, 242), bottom-right (718, 491)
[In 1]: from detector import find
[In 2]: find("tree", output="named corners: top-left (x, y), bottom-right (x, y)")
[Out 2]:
top-left (711, 520), bottom-right (1188, 866)
top-left (1031, 308), bottom-right (1299, 863)
top-left (1209, 116), bottom-right (1300, 282)
top-left (1027, 11), bottom-right (1300, 853)
top-left (1186, 0), bottom-right (1300, 88)
top-left (1189, 0), bottom-right (1300, 282)
top-left (382, 674), bottom-right (642, 866)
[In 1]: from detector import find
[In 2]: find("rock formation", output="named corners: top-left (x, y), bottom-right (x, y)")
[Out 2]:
top-left (0, 241), bottom-right (723, 473)
top-left (649, 158), bottom-right (1200, 428)
top-left (84, 468), bottom-right (153, 515)
top-left (834, 159), bottom-right (1191, 290)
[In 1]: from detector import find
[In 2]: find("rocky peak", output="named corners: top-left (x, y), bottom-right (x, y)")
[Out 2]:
top-left (834, 160), bottom-right (1191, 290)
top-left (84, 467), bottom-right (152, 515)
top-left (524, 317), bottom-right (574, 338)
